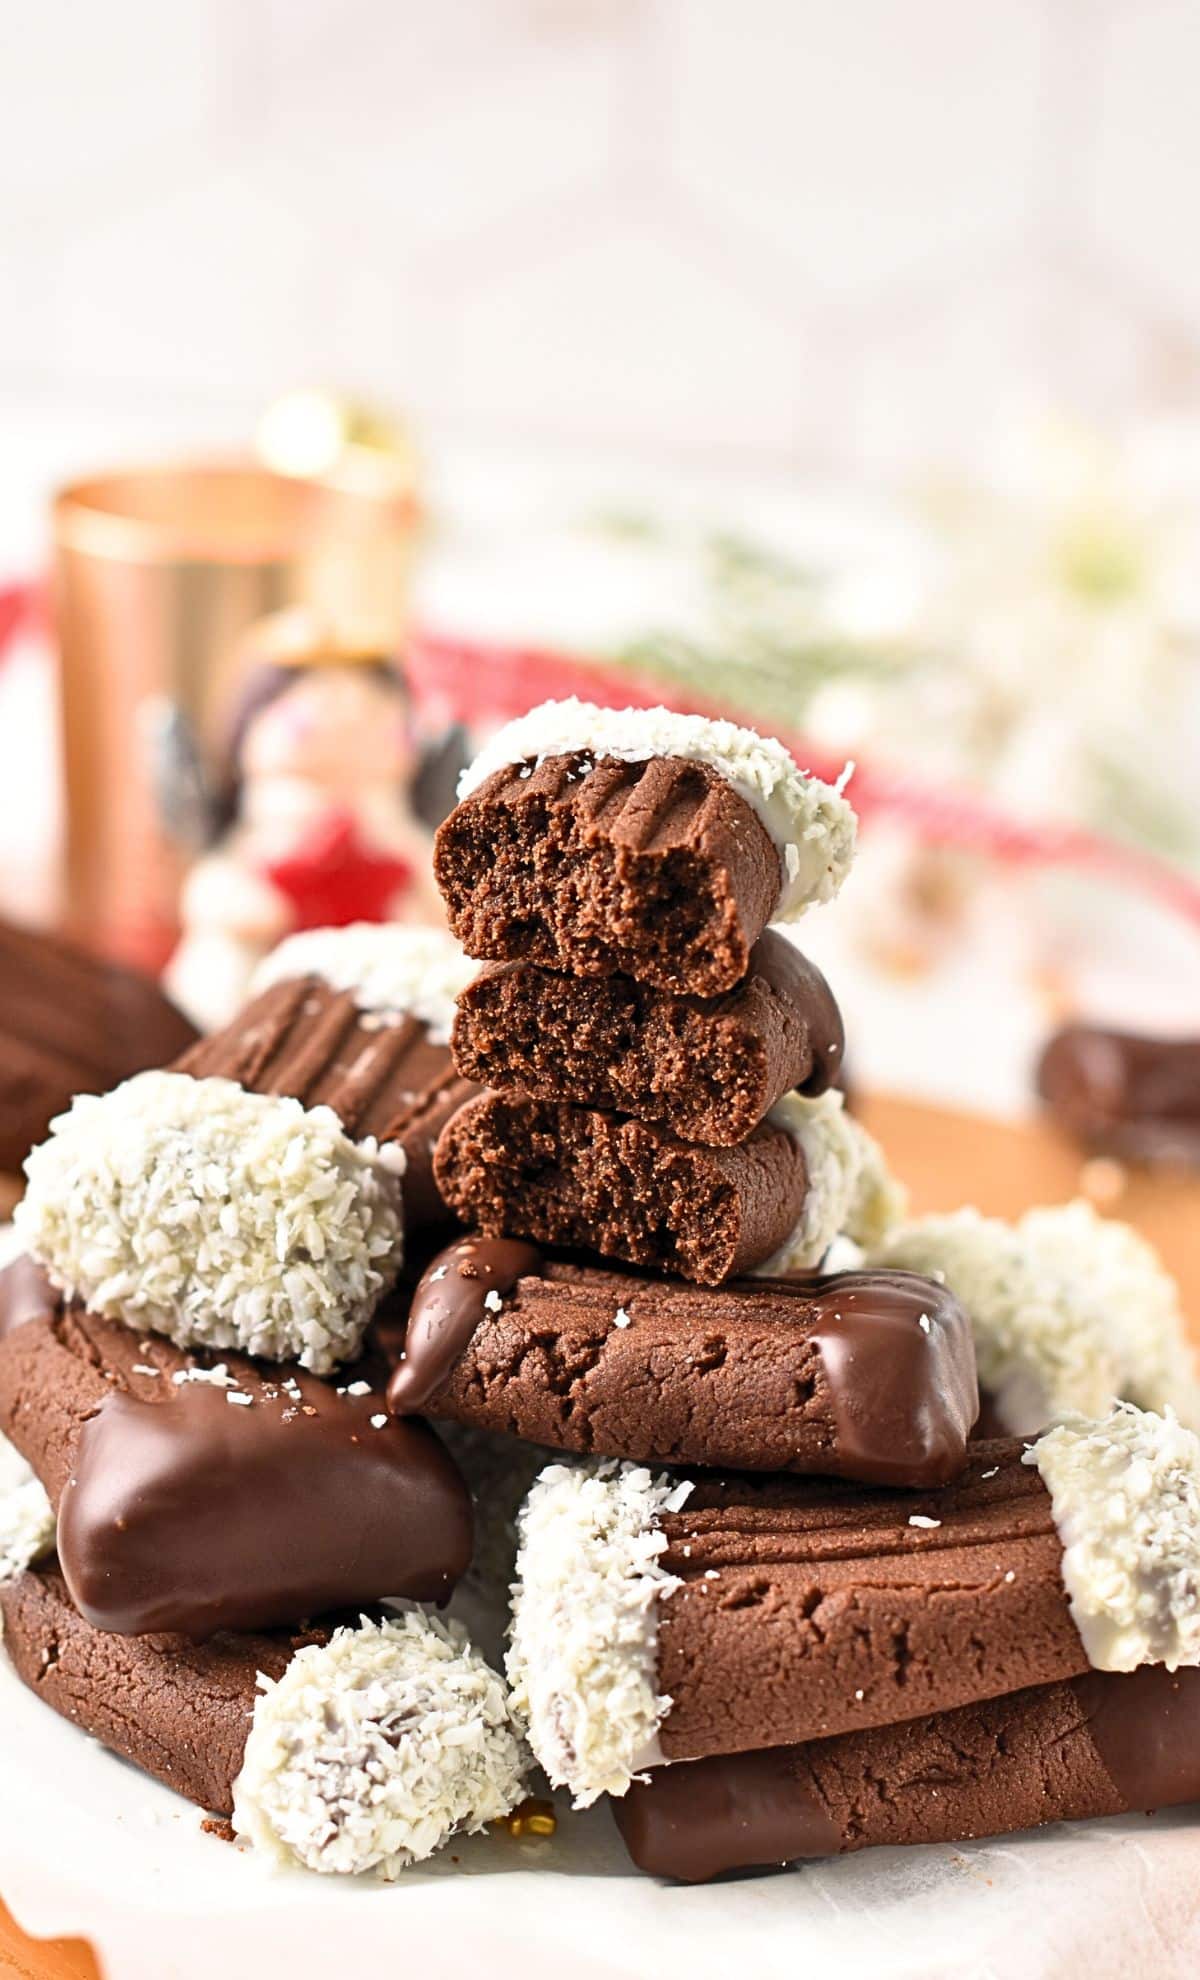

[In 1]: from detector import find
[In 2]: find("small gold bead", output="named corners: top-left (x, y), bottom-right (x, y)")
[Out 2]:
top-left (494, 1796), bottom-right (557, 1840)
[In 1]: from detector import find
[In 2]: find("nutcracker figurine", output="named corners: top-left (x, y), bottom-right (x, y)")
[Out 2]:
top-left (165, 610), bottom-right (443, 1030)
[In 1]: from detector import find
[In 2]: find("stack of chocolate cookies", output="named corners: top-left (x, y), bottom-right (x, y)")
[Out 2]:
top-left (2, 698), bottom-right (1200, 1895)
top-left (412, 701), bottom-right (1200, 1880)
top-left (431, 699), bottom-right (895, 1285)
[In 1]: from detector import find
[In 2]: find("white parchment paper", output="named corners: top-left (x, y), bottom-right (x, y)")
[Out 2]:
top-left (1, 1645), bottom-right (1196, 1980)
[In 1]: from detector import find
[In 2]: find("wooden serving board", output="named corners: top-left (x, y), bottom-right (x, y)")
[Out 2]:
top-left (2, 1092), bottom-right (1198, 1979)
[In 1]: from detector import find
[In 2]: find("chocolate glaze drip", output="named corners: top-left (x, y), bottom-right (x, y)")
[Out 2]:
top-left (762, 1268), bottom-right (978, 1487)
top-left (752, 934), bottom-right (845, 1097)
top-left (613, 1747), bottom-right (840, 1882)
top-left (388, 1234), bottom-right (543, 1415)
top-left (1037, 1023), bottom-right (1200, 1167)
top-left (58, 1365), bottom-right (473, 1637)
top-left (0, 1254), bottom-right (56, 1340)
top-left (175, 976), bottom-right (476, 1229)
top-left (1079, 1664), bottom-right (1200, 1811)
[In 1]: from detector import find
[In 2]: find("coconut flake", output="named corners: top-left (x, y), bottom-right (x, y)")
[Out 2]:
top-left (16, 1072), bottom-right (405, 1375)
top-left (252, 924), bottom-right (476, 1046)
top-left (1027, 1405), bottom-right (1200, 1672)
top-left (754, 1091), bottom-right (905, 1275)
top-left (456, 698), bottom-right (857, 920)
top-left (874, 1202), bottom-right (1199, 1434)
top-left (506, 1460), bottom-right (690, 1807)
top-left (0, 1435), bottom-right (54, 1582)
top-left (232, 1611), bottom-right (528, 1878)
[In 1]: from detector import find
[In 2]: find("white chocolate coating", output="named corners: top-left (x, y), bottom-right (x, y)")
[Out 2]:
top-left (233, 1612), bottom-right (528, 1877)
top-left (506, 1461), bottom-right (693, 1807)
top-left (874, 1201), bottom-right (1199, 1434)
top-left (0, 1435), bottom-right (54, 1584)
top-left (755, 1091), bottom-right (906, 1274)
top-left (16, 1071), bottom-right (405, 1375)
top-left (252, 923), bottom-right (476, 1046)
top-left (1027, 1405), bottom-right (1200, 1672)
top-left (456, 698), bottom-right (857, 919)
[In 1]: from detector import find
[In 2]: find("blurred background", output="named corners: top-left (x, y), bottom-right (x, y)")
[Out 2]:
top-left (3, 0), bottom-right (1200, 1122)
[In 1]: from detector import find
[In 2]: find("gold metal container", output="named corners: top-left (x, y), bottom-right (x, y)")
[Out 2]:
top-left (52, 459), bottom-right (418, 969)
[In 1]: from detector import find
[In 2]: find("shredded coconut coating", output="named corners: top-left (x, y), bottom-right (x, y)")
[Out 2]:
top-left (754, 1091), bottom-right (906, 1274)
top-left (874, 1202), bottom-right (1199, 1434)
top-left (456, 697), bottom-right (857, 919)
top-left (0, 1434), bottom-right (54, 1583)
top-left (233, 1612), bottom-right (528, 1877)
top-left (1027, 1405), bottom-right (1200, 1672)
top-left (252, 923), bottom-right (476, 1045)
top-left (16, 1071), bottom-right (405, 1375)
top-left (506, 1460), bottom-right (692, 1808)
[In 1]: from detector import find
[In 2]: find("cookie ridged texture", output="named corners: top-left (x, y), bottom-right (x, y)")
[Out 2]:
top-left (233, 1612), bottom-right (529, 1877)
top-left (875, 1201), bottom-right (1199, 1433)
top-left (507, 1461), bottom-right (692, 1807)
top-left (755, 1091), bottom-right (905, 1272)
top-left (456, 697), bottom-right (856, 919)
top-left (1028, 1405), bottom-right (1200, 1673)
top-left (251, 922), bottom-right (476, 1045)
top-left (16, 1071), bottom-right (405, 1374)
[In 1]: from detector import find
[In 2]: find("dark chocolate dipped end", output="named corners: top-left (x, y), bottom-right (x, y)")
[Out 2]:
top-left (614, 1666), bottom-right (1200, 1882)
top-left (57, 1371), bottom-right (473, 1637)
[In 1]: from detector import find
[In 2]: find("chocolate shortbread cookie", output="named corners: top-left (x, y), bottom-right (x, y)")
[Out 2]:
top-left (176, 924), bottom-right (479, 1231)
top-left (0, 914), bottom-right (196, 1173)
top-left (387, 1236), bottom-right (978, 1487)
top-left (1, 1566), bottom-right (528, 1877)
top-left (613, 1663), bottom-right (1200, 1880)
top-left (2, 1564), bottom-right (314, 1811)
top-left (435, 1087), bottom-right (897, 1285)
top-left (0, 1257), bottom-right (472, 1635)
top-left (450, 932), bottom-right (844, 1146)
top-left (510, 1407), bottom-right (1200, 1804)
top-left (436, 702), bottom-right (856, 996)
top-left (1038, 1022), bottom-right (1200, 1168)
top-left (434, 1090), bottom-right (808, 1283)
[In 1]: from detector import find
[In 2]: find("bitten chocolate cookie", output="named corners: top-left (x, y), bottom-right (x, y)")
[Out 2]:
top-left (435, 1088), bottom-right (898, 1285)
top-left (509, 1406), bottom-right (1200, 1805)
top-left (434, 1090), bottom-right (806, 1283)
top-left (387, 1235), bottom-right (978, 1487)
top-left (450, 932), bottom-right (844, 1146)
top-left (1038, 1022), bottom-right (1200, 1168)
top-left (176, 922), bottom-right (479, 1231)
top-left (0, 913), bottom-right (197, 1174)
top-left (613, 1663), bottom-right (1200, 1881)
top-left (0, 1256), bottom-right (471, 1636)
top-left (436, 701), bottom-right (856, 996)
top-left (0, 1566), bottom-right (528, 1877)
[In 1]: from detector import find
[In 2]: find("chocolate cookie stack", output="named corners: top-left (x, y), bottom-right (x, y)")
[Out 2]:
top-left (433, 699), bottom-right (897, 1284)
top-left (383, 701), bottom-right (983, 1486)
top-left (3, 700), bottom-right (1200, 1896)
top-left (414, 699), bottom-right (1200, 1880)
